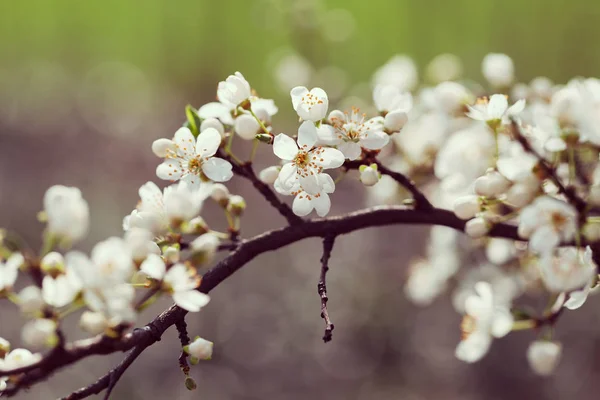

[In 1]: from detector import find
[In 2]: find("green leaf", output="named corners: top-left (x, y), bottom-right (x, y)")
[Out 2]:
top-left (185, 105), bottom-right (201, 138)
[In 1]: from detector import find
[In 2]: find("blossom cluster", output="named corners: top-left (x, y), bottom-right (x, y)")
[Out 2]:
top-left (2, 52), bottom-right (600, 392)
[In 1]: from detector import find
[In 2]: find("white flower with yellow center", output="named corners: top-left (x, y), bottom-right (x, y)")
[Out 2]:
top-left (322, 108), bottom-right (389, 160)
top-left (539, 246), bottom-right (596, 293)
top-left (273, 121), bottom-right (344, 195)
top-left (290, 86), bottom-right (328, 122)
top-left (518, 196), bottom-right (577, 254)
top-left (154, 127), bottom-right (233, 189)
top-left (466, 94), bottom-right (525, 125)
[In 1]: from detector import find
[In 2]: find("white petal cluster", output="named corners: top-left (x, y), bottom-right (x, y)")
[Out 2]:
top-left (455, 282), bottom-right (514, 363)
top-left (154, 127), bottom-right (233, 187)
top-left (43, 185), bottom-right (89, 243)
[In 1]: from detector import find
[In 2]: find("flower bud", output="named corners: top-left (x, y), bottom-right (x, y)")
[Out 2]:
top-left (40, 252), bottom-right (65, 275)
top-left (22, 319), bottom-right (58, 349)
top-left (384, 110), bottom-right (408, 132)
top-left (506, 183), bottom-right (535, 208)
top-left (185, 336), bottom-right (213, 360)
top-left (474, 171), bottom-right (510, 197)
top-left (453, 195), bottom-right (481, 220)
top-left (465, 217), bottom-right (490, 238)
top-left (482, 53), bottom-right (514, 87)
top-left (151, 138), bottom-right (176, 158)
top-left (183, 216), bottom-right (209, 235)
top-left (210, 183), bottom-right (230, 205)
top-left (191, 234), bottom-right (220, 265)
top-left (163, 245), bottom-right (180, 264)
top-left (234, 114), bottom-right (260, 140)
top-left (185, 377), bottom-right (197, 391)
top-left (259, 166), bottom-right (280, 185)
top-left (227, 195), bottom-right (246, 217)
top-left (200, 117), bottom-right (225, 137)
top-left (527, 340), bottom-right (561, 376)
top-left (80, 311), bottom-right (109, 335)
top-left (359, 164), bottom-right (380, 186)
top-left (18, 286), bottom-right (45, 314)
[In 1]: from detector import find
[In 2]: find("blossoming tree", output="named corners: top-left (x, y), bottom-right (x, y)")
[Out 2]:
top-left (1, 53), bottom-right (599, 397)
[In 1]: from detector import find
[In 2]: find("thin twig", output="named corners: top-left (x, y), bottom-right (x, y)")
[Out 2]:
top-left (509, 120), bottom-right (587, 214)
top-left (61, 344), bottom-right (148, 400)
top-left (175, 318), bottom-right (191, 376)
top-left (318, 235), bottom-right (336, 342)
top-left (344, 159), bottom-right (433, 210)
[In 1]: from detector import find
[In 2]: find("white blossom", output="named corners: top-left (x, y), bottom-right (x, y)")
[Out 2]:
top-left (290, 86), bottom-right (328, 122)
top-left (124, 228), bottom-right (160, 264)
top-left (455, 282), bottom-right (514, 363)
top-left (197, 102), bottom-right (234, 125)
top-left (465, 217), bottom-right (491, 238)
top-left (482, 53), bottom-right (514, 87)
top-left (79, 311), bottom-right (109, 335)
top-left (0, 253), bottom-right (23, 292)
top-left (1, 348), bottom-right (42, 370)
top-left (322, 108), bottom-right (389, 160)
top-left (453, 195), bottom-right (481, 220)
top-left (466, 95), bottom-right (525, 124)
top-left (190, 233), bottom-right (220, 264)
top-left (140, 255), bottom-right (210, 312)
top-left (18, 286), bottom-right (45, 314)
top-left (42, 267), bottom-right (82, 308)
top-left (519, 197), bottom-right (577, 254)
top-left (372, 85), bottom-right (413, 114)
top-left (217, 71), bottom-right (252, 108)
top-left (21, 319), bottom-right (58, 349)
top-left (539, 247), bottom-right (596, 293)
top-left (273, 121), bottom-right (344, 195)
top-left (43, 185), bottom-right (89, 243)
top-left (527, 340), bottom-right (561, 376)
top-left (154, 127), bottom-right (233, 188)
top-left (474, 170), bottom-right (511, 197)
top-left (275, 173), bottom-right (336, 217)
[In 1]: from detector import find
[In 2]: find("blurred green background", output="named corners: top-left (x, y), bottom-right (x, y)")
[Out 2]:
top-left (2, 1), bottom-right (600, 399)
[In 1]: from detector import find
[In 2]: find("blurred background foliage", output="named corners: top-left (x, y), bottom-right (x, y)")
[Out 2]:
top-left (2, 1), bottom-right (600, 399)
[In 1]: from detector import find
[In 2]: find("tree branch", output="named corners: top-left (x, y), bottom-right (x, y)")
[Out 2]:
top-left (2, 205), bottom-right (586, 398)
top-left (318, 235), bottom-right (336, 342)
top-left (218, 149), bottom-right (303, 225)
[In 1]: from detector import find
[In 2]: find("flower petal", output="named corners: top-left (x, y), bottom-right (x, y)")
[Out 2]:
top-left (273, 134), bottom-right (299, 160)
top-left (195, 128), bottom-right (222, 158)
top-left (313, 193), bottom-right (331, 217)
top-left (361, 130), bottom-right (390, 150)
top-left (455, 331), bottom-right (492, 363)
top-left (174, 127), bottom-right (196, 158)
top-left (292, 193), bottom-right (313, 216)
top-left (290, 86), bottom-right (309, 110)
top-left (140, 254), bottom-right (166, 280)
top-left (338, 141), bottom-right (362, 160)
top-left (297, 121), bottom-right (318, 149)
top-left (487, 95), bottom-right (508, 119)
top-left (173, 290), bottom-right (211, 312)
top-left (314, 148), bottom-right (345, 169)
top-left (202, 158), bottom-right (233, 182)
top-left (156, 160), bottom-right (184, 181)
top-left (299, 172), bottom-right (321, 195)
